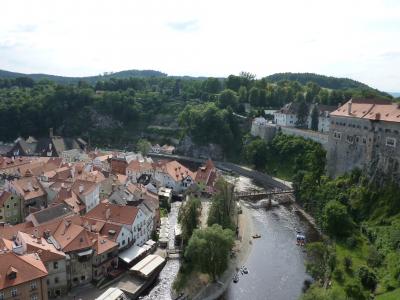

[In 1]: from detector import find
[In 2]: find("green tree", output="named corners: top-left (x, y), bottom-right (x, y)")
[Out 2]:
top-left (238, 86), bottom-right (248, 103)
top-left (178, 198), bottom-right (202, 245)
top-left (310, 105), bottom-right (319, 131)
top-left (244, 138), bottom-right (268, 170)
top-left (184, 224), bottom-right (234, 281)
top-left (323, 200), bottom-right (353, 237)
top-left (218, 89), bottom-right (238, 110)
top-left (208, 178), bottom-right (235, 229)
top-left (296, 101), bottom-right (309, 128)
top-left (248, 87), bottom-right (260, 107)
top-left (136, 138), bottom-right (152, 155)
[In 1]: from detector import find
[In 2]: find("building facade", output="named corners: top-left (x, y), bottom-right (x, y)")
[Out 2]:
top-left (327, 99), bottom-right (400, 179)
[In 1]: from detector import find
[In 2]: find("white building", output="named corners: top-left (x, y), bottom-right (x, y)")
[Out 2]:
top-left (273, 102), bottom-right (299, 127)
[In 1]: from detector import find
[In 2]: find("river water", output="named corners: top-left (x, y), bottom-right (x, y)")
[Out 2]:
top-left (141, 202), bottom-right (181, 300)
top-left (141, 175), bottom-right (317, 300)
top-left (224, 176), bottom-right (318, 300)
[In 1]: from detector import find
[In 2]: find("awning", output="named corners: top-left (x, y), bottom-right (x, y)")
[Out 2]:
top-left (77, 249), bottom-right (93, 256)
top-left (118, 245), bottom-right (146, 264)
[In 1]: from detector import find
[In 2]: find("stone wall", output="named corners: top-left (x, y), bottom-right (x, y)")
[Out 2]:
top-left (251, 119), bottom-right (329, 149)
top-left (279, 127), bottom-right (329, 150)
top-left (327, 115), bottom-right (400, 181)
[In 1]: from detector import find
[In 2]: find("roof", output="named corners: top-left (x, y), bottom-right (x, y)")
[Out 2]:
top-left (12, 177), bottom-right (46, 201)
top-left (28, 203), bottom-right (73, 225)
top-left (277, 102), bottom-right (300, 115)
top-left (53, 221), bottom-right (93, 252)
top-left (331, 99), bottom-right (399, 123)
top-left (71, 179), bottom-right (97, 197)
top-left (0, 222), bottom-right (35, 240)
top-left (95, 287), bottom-right (127, 300)
top-left (17, 231), bottom-right (66, 263)
top-left (85, 203), bottom-right (138, 226)
top-left (195, 159), bottom-right (217, 186)
top-left (118, 245), bottom-right (146, 264)
top-left (130, 254), bottom-right (165, 278)
top-left (126, 160), bottom-right (153, 173)
top-left (100, 223), bottom-right (123, 242)
top-left (0, 191), bottom-right (12, 207)
top-left (159, 160), bottom-right (196, 182)
top-left (89, 232), bottom-right (118, 255)
top-left (0, 252), bottom-right (48, 289)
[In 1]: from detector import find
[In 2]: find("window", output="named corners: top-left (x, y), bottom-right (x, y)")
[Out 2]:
top-left (13, 203), bottom-right (17, 207)
top-left (386, 137), bottom-right (396, 147)
top-left (346, 135), bottom-right (354, 144)
top-left (355, 136), bottom-right (360, 143)
top-left (55, 277), bottom-right (59, 284)
top-left (0, 292), bottom-right (4, 300)
top-left (362, 137), bottom-right (367, 144)
top-left (11, 288), bottom-right (17, 297)
top-left (31, 295), bottom-right (38, 300)
top-left (333, 131), bottom-right (342, 140)
top-left (30, 281), bottom-right (37, 290)
top-left (53, 261), bottom-right (58, 269)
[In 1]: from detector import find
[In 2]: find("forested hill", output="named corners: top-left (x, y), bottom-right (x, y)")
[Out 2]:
top-left (0, 69), bottom-right (167, 84)
top-left (264, 72), bottom-right (371, 90)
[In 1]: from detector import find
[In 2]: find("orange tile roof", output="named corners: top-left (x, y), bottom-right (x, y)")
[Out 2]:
top-left (330, 99), bottom-right (400, 123)
top-left (12, 177), bottom-right (46, 201)
top-left (53, 221), bottom-right (93, 252)
top-left (71, 179), bottom-right (97, 197)
top-left (84, 203), bottom-right (138, 226)
top-left (158, 160), bottom-right (196, 182)
top-left (17, 231), bottom-right (65, 263)
top-left (0, 252), bottom-right (48, 290)
top-left (126, 160), bottom-right (153, 173)
top-left (0, 222), bottom-right (35, 240)
top-left (99, 223), bottom-right (123, 242)
top-left (88, 232), bottom-right (118, 255)
top-left (195, 159), bottom-right (217, 186)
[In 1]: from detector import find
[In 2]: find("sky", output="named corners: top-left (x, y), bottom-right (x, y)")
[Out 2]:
top-left (0, 0), bottom-right (400, 91)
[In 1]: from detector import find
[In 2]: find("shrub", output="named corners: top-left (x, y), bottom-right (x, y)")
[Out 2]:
top-left (366, 246), bottom-right (383, 268)
top-left (333, 268), bottom-right (344, 283)
top-left (358, 266), bottom-right (377, 291)
top-left (345, 283), bottom-right (365, 300)
top-left (345, 236), bottom-right (358, 249)
top-left (344, 256), bottom-right (353, 271)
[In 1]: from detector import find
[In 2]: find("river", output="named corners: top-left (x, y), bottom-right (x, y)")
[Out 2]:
top-left (224, 176), bottom-right (318, 300)
top-left (141, 175), bottom-right (317, 300)
top-left (140, 202), bottom-right (181, 300)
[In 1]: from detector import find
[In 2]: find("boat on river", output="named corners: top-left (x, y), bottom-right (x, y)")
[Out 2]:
top-left (296, 231), bottom-right (306, 246)
top-left (252, 234), bottom-right (261, 239)
top-left (233, 273), bottom-right (240, 283)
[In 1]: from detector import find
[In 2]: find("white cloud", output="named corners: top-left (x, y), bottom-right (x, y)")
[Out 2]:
top-left (0, 0), bottom-right (399, 91)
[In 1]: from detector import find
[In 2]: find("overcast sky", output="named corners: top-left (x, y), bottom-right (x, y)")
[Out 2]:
top-left (1, 0), bottom-right (399, 91)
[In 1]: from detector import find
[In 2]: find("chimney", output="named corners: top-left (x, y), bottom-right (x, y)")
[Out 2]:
top-left (105, 208), bottom-right (111, 220)
top-left (49, 128), bottom-right (54, 138)
top-left (79, 184), bottom-right (84, 193)
top-left (33, 228), bottom-right (40, 239)
top-left (347, 99), bottom-right (352, 115)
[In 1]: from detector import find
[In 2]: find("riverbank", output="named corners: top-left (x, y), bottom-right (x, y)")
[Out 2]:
top-left (189, 201), bottom-right (254, 300)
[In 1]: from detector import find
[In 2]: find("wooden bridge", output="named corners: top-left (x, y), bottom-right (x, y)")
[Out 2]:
top-left (235, 189), bottom-right (294, 202)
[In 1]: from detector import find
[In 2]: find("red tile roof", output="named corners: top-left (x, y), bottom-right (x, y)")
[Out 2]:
top-left (331, 99), bottom-right (400, 123)
top-left (0, 252), bottom-right (48, 290)
top-left (85, 203), bottom-right (138, 226)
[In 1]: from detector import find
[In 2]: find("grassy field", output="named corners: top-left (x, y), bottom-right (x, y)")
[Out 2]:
top-left (377, 288), bottom-right (400, 300)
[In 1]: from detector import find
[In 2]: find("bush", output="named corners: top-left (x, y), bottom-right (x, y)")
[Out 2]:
top-left (367, 246), bottom-right (383, 268)
top-left (344, 256), bottom-right (353, 271)
top-left (333, 268), bottom-right (344, 283)
top-left (345, 236), bottom-right (358, 249)
top-left (345, 283), bottom-right (365, 300)
top-left (358, 266), bottom-right (377, 291)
